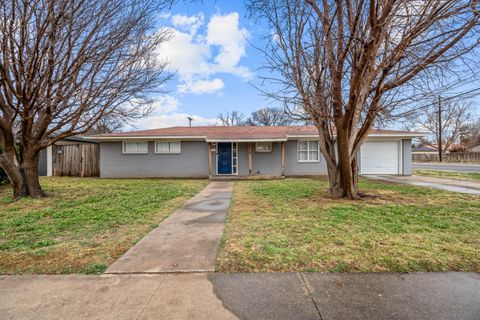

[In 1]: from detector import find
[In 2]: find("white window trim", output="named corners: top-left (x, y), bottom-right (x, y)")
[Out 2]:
top-left (122, 141), bottom-right (148, 154)
top-left (155, 141), bottom-right (182, 154)
top-left (297, 140), bottom-right (320, 162)
top-left (255, 142), bottom-right (272, 153)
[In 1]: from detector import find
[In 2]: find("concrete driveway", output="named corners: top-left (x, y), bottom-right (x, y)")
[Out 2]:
top-left (413, 162), bottom-right (480, 173)
top-left (1, 272), bottom-right (479, 320)
top-left (368, 174), bottom-right (480, 195)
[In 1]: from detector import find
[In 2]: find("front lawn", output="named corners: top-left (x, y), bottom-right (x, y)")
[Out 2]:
top-left (414, 169), bottom-right (480, 182)
top-left (217, 178), bottom-right (480, 272)
top-left (0, 177), bottom-right (207, 274)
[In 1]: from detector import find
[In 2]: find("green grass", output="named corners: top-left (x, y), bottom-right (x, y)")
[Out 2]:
top-left (0, 177), bottom-right (207, 274)
top-left (216, 178), bottom-right (480, 273)
top-left (414, 169), bottom-right (480, 182)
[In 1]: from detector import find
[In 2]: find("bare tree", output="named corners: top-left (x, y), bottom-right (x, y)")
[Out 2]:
top-left (85, 117), bottom-right (125, 135)
top-left (248, 0), bottom-right (480, 198)
top-left (245, 107), bottom-right (295, 126)
top-left (404, 99), bottom-right (471, 158)
top-left (462, 118), bottom-right (480, 148)
top-left (0, 0), bottom-right (173, 199)
top-left (217, 111), bottom-right (246, 126)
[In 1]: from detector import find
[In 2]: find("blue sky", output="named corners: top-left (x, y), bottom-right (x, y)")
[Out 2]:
top-left (133, 1), bottom-right (271, 129)
top-left (132, 1), bottom-right (479, 130)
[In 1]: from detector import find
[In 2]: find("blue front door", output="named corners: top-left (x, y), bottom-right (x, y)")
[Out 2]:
top-left (217, 143), bottom-right (232, 174)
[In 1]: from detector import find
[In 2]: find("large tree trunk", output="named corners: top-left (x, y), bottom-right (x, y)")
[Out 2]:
top-left (21, 155), bottom-right (46, 198)
top-left (325, 159), bottom-right (359, 199)
top-left (0, 148), bottom-right (46, 199)
top-left (326, 161), bottom-right (343, 197)
top-left (326, 129), bottom-right (359, 199)
top-left (324, 158), bottom-right (360, 199)
top-left (0, 150), bottom-right (29, 198)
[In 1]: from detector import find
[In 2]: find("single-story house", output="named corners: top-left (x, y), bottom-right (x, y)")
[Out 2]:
top-left (89, 126), bottom-right (424, 179)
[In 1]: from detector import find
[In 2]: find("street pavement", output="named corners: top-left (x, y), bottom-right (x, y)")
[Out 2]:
top-left (413, 162), bottom-right (480, 173)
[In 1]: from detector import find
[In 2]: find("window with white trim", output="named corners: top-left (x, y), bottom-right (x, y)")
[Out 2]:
top-left (297, 140), bottom-right (319, 161)
top-left (255, 142), bottom-right (272, 152)
top-left (155, 141), bottom-right (181, 154)
top-left (123, 141), bottom-right (148, 154)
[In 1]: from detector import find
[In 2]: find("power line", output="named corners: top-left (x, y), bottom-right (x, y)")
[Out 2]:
top-left (392, 86), bottom-right (480, 118)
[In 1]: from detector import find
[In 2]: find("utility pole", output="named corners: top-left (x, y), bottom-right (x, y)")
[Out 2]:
top-left (187, 116), bottom-right (193, 127)
top-left (438, 96), bottom-right (442, 163)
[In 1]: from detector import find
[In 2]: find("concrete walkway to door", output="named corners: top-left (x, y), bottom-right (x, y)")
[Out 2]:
top-left (106, 181), bottom-right (234, 273)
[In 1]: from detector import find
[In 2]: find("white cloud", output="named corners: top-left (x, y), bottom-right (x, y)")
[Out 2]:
top-left (146, 95), bottom-right (180, 113)
top-left (178, 78), bottom-right (224, 94)
top-left (171, 13), bottom-right (204, 35)
top-left (158, 12), bottom-right (171, 20)
top-left (206, 12), bottom-right (251, 78)
top-left (156, 12), bottom-right (251, 95)
top-left (134, 112), bottom-right (219, 129)
top-left (157, 28), bottom-right (211, 81)
top-left (128, 94), bottom-right (219, 129)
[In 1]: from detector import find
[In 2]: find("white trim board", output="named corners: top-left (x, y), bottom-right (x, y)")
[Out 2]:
top-left (207, 138), bottom-right (287, 143)
top-left (46, 145), bottom-right (53, 177)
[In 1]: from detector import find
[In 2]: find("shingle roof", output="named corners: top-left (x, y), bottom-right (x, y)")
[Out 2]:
top-left (91, 126), bottom-right (423, 140)
top-left (412, 146), bottom-right (437, 152)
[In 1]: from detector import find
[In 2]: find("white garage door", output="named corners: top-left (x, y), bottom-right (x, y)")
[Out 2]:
top-left (361, 141), bottom-right (399, 174)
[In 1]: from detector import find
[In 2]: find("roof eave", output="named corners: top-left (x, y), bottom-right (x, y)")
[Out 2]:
top-left (88, 135), bottom-right (207, 141)
top-left (206, 138), bottom-right (288, 142)
top-left (287, 132), bottom-right (428, 139)
top-left (88, 131), bottom-right (428, 141)
top-left (366, 133), bottom-right (429, 138)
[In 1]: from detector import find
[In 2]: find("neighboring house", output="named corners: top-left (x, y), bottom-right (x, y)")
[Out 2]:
top-left (466, 144), bottom-right (480, 153)
top-left (38, 137), bottom-right (99, 177)
top-left (412, 146), bottom-right (437, 155)
top-left (412, 144), bottom-right (468, 155)
top-left (90, 126), bottom-right (424, 178)
top-left (446, 143), bottom-right (466, 153)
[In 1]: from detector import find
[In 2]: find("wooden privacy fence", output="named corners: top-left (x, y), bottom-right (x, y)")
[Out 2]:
top-left (413, 152), bottom-right (480, 163)
top-left (53, 143), bottom-right (99, 177)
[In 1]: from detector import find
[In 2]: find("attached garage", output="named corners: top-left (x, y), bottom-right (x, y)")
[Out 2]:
top-left (360, 141), bottom-right (400, 175)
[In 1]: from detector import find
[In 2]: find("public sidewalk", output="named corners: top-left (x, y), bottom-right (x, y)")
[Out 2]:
top-left (1, 272), bottom-right (479, 320)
